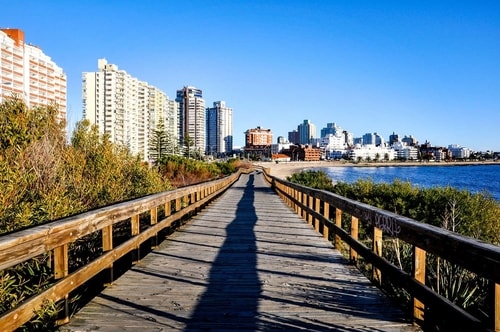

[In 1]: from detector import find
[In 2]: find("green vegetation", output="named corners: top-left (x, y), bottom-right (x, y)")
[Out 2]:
top-left (0, 98), bottom-right (243, 330)
top-left (287, 170), bottom-right (334, 191)
top-left (287, 169), bottom-right (500, 327)
top-left (0, 98), bottom-right (171, 234)
top-left (157, 155), bottom-right (241, 187)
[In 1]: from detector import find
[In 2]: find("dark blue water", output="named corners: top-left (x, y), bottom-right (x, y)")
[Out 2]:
top-left (320, 164), bottom-right (500, 202)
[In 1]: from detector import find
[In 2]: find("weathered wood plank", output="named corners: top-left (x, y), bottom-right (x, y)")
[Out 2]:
top-left (61, 172), bottom-right (418, 332)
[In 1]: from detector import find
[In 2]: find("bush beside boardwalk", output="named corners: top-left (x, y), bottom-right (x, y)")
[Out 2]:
top-left (285, 167), bottom-right (500, 330)
top-left (0, 98), bottom-right (245, 330)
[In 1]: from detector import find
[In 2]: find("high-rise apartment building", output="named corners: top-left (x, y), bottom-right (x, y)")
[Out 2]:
top-left (0, 29), bottom-right (67, 121)
top-left (297, 119), bottom-right (316, 145)
top-left (320, 123), bottom-right (343, 138)
top-left (176, 86), bottom-right (206, 155)
top-left (83, 59), bottom-right (175, 160)
top-left (206, 101), bottom-right (233, 156)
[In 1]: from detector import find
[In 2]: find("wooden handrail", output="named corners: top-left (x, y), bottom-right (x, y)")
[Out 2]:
top-left (262, 169), bottom-right (500, 332)
top-left (0, 171), bottom-right (244, 331)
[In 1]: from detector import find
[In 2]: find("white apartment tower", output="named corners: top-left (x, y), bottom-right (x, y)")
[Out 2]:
top-left (206, 101), bottom-right (233, 156)
top-left (83, 59), bottom-right (175, 161)
top-left (176, 86), bottom-right (206, 155)
top-left (0, 29), bottom-right (67, 121)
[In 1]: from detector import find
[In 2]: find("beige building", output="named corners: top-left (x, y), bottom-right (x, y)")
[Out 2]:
top-left (83, 59), bottom-right (176, 161)
top-left (0, 28), bottom-right (67, 122)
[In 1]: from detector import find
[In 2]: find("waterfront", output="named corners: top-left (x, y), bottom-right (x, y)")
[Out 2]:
top-left (320, 164), bottom-right (500, 202)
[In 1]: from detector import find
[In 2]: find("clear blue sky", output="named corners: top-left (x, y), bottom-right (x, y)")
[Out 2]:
top-left (3, 0), bottom-right (499, 151)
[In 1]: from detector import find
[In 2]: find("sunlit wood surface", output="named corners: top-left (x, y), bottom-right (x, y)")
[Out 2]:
top-left (61, 172), bottom-right (419, 332)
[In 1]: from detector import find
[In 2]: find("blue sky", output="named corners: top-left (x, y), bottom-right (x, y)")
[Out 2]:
top-left (3, 0), bottom-right (499, 151)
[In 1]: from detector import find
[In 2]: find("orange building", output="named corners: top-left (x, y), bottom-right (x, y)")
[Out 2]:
top-left (245, 126), bottom-right (273, 147)
top-left (0, 29), bottom-right (67, 122)
top-left (302, 145), bottom-right (322, 161)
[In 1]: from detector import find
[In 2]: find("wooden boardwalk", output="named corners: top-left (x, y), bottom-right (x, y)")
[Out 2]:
top-left (61, 172), bottom-right (419, 332)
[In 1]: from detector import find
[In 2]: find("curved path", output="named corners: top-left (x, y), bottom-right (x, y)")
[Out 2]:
top-left (61, 172), bottom-right (419, 331)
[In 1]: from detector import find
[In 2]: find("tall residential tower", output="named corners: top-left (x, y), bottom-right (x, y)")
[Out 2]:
top-left (0, 29), bottom-right (67, 121)
top-left (176, 86), bottom-right (206, 155)
top-left (206, 101), bottom-right (233, 156)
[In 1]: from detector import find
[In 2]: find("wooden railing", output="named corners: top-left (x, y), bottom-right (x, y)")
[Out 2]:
top-left (262, 169), bottom-right (500, 332)
top-left (0, 171), bottom-right (244, 331)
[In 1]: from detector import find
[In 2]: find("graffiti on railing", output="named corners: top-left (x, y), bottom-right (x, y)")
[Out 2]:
top-left (373, 214), bottom-right (401, 236)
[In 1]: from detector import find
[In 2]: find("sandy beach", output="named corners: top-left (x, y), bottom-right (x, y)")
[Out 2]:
top-left (253, 160), bottom-right (500, 180)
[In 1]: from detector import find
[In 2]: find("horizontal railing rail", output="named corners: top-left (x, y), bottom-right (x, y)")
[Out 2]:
top-left (261, 168), bottom-right (500, 332)
top-left (0, 170), bottom-right (246, 331)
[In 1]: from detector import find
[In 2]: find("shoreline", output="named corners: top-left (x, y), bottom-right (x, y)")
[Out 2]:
top-left (254, 160), bottom-right (500, 180)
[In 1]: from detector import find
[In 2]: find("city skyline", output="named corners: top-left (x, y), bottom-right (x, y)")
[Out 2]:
top-left (2, 1), bottom-right (499, 151)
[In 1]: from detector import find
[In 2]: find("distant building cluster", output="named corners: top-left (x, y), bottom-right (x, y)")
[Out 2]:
top-left (82, 60), bottom-right (233, 161)
top-left (244, 119), bottom-right (480, 162)
top-left (0, 29), bottom-right (67, 122)
top-left (2, 29), bottom-right (234, 162)
top-left (3, 29), bottom-right (495, 163)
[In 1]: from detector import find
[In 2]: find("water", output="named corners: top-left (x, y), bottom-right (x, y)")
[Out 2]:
top-left (320, 164), bottom-right (500, 202)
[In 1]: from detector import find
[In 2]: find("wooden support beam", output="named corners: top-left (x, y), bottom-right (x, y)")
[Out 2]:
top-left (413, 246), bottom-right (426, 324)
top-left (323, 202), bottom-right (330, 240)
top-left (314, 197), bottom-right (321, 232)
top-left (372, 227), bottom-right (382, 285)
top-left (335, 208), bottom-right (342, 250)
top-left (308, 195), bottom-right (313, 225)
top-left (495, 282), bottom-right (499, 332)
top-left (350, 216), bottom-right (358, 262)
top-left (53, 244), bottom-right (68, 280)
top-left (131, 214), bottom-right (140, 263)
top-left (150, 207), bottom-right (158, 248)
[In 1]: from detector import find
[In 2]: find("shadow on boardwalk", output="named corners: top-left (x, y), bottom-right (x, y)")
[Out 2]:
top-left (184, 173), bottom-right (261, 331)
top-left (60, 172), bottom-right (419, 332)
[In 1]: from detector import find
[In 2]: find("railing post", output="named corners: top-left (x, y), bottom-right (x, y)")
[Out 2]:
top-left (131, 214), bottom-right (140, 263)
top-left (303, 193), bottom-right (309, 220)
top-left (150, 207), bottom-right (158, 248)
top-left (323, 201), bottom-right (330, 240)
top-left (297, 190), bottom-right (302, 217)
top-left (165, 200), bottom-right (172, 217)
top-left (372, 226), bottom-right (382, 285)
top-left (350, 216), bottom-right (358, 262)
top-left (54, 244), bottom-right (69, 280)
top-left (495, 282), bottom-right (499, 332)
top-left (175, 197), bottom-right (181, 212)
top-left (335, 208), bottom-right (342, 250)
top-left (314, 197), bottom-right (320, 232)
top-left (53, 243), bottom-right (70, 324)
top-left (308, 195), bottom-right (313, 225)
top-left (413, 246), bottom-right (426, 324)
top-left (102, 224), bottom-right (113, 285)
